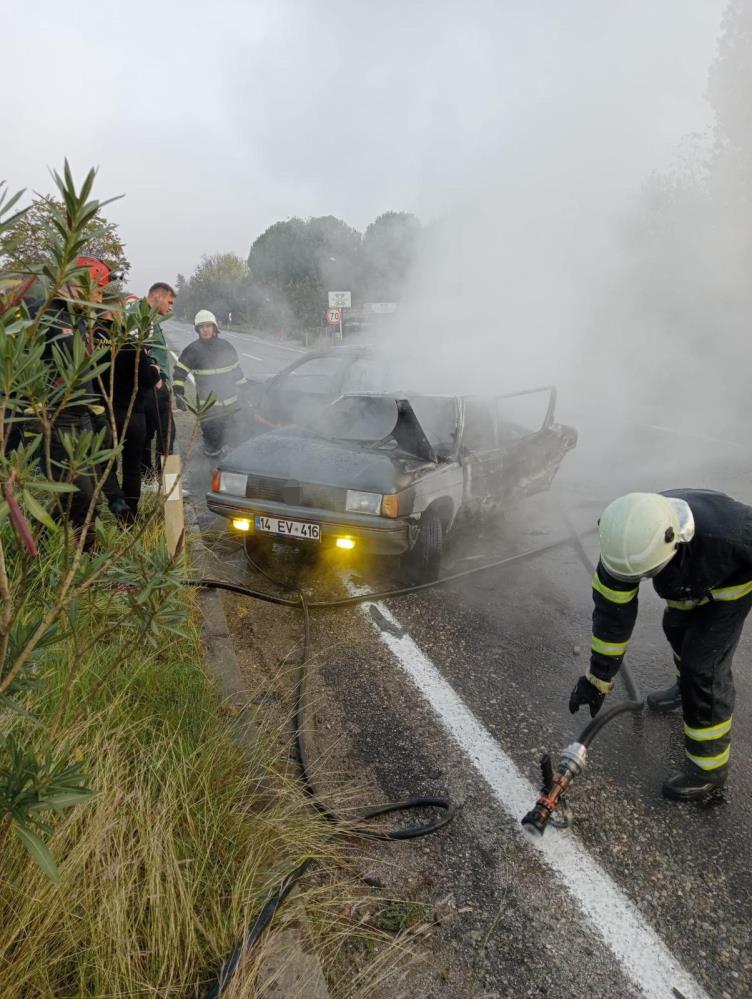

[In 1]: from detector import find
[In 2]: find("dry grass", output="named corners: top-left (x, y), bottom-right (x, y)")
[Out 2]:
top-left (0, 511), bottom-right (411, 997)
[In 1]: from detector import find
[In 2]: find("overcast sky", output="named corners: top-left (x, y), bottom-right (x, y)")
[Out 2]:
top-left (3, 1), bottom-right (723, 293)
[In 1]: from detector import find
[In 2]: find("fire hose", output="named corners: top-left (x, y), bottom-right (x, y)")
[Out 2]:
top-left (519, 513), bottom-right (645, 836)
top-left (190, 525), bottom-right (609, 995)
top-left (520, 700), bottom-right (643, 837)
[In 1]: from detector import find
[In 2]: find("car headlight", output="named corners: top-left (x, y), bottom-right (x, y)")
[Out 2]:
top-left (345, 490), bottom-right (382, 515)
top-left (219, 471), bottom-right (247, 495)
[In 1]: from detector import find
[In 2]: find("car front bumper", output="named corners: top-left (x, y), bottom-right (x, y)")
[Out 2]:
top-left (206, 491), bottom-right (411, 555)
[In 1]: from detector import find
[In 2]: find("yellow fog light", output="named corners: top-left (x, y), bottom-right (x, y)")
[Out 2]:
top-left (232, 517), bottom-right (251, 532)
top-left (335, 537), bottom-right (356, 550)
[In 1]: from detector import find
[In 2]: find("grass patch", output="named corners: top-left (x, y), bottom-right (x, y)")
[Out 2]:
top-left (0, 508), bottom-right (393, 997)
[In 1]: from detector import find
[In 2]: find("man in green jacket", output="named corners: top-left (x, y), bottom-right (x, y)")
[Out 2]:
top-left (139, 282), bottom-right (176, 477)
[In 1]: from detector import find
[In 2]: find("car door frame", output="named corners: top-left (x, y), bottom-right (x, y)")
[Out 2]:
top-left (494, 385), bottom-right (572, 501)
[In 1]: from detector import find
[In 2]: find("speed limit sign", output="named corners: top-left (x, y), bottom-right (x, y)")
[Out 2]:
top-left (326, 308), bottom-right (341, 325)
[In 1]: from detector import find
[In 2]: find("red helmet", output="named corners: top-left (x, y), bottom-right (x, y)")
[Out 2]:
top-left (75, 256), bottom-right (110, 286)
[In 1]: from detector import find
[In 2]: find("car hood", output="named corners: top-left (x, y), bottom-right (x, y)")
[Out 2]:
top-left (222, 427), bottom-right (434, 493)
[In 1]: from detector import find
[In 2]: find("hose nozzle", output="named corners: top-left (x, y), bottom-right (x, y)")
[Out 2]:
top-left (521, 741), bottom-right (587, 837)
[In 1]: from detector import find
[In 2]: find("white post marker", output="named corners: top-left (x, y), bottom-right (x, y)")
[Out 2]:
top-left (345, 580), bottom-right (710, 999)
top-left (162, 453), bottom-right (184, 557)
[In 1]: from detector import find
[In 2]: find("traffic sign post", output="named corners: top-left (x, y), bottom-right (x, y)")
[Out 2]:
top-left (328, 292), bottom-right (350, 342)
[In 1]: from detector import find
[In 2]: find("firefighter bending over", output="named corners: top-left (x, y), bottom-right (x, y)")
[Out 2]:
top-left (569, 489), bottom-right (752, 801)
top-left (172, 310), bottom-right (248, 456)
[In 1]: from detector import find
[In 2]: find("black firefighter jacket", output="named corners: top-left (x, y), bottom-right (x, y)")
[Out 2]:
top-left (172, 336), bottom-right (247, 420)
top-left (590, 489), bottom-right (752, 685)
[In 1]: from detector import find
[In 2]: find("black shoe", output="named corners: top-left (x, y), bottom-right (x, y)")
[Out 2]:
top-left (647, 682), bottom-right (682, 713)
top-left (662, 768), bottom-right (727, 802)
top-left (110, 498), bottom-right (135, 525)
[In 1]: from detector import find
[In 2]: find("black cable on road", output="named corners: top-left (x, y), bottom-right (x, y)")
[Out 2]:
top-left (206, 860), bottom-right (311, 999)
top-left (577, 700), bottom-right (645, 748)
top-left (201, 523), bottom-right (600, 994)
top-left (285, 564), bottom-right (456, 840)
top-left (186, 528), bottom-right (596, 611)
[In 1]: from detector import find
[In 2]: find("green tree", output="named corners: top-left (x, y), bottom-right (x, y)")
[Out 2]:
top-left (0, 195), bottom-right (129, 277)
top-left (176, 252), bottom-right (250, 324)
top-left (360, 211), bottom-right (421, 302)
top-left (248, 216), bottom-right (361, 329)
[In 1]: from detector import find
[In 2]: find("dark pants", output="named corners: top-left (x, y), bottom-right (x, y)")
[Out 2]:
top-left (662, 592), bottom-right (752, 776)
top-left (26, 416), bottom-right (97, 549)
top-left (142, 383), bottom-right (174, 476)
top-left (90, 412), bottom-right (126, 510)
top-left (114, 409), bottom-right (146, 514)
top-left (200, 411), bottom-right (236, 453)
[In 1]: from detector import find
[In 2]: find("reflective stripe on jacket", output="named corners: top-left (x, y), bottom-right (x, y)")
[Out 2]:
top-left (172, 336), bottom-right (247, 416)
top-left (590, 489), bottom-right (752, 684)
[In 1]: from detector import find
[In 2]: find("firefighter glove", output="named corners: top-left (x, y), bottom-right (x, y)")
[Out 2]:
top-left (569, 675), bottom-right (605, 718)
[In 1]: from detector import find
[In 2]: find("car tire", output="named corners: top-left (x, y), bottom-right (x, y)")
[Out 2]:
top-left (403, 508), bottom-right (444, 584)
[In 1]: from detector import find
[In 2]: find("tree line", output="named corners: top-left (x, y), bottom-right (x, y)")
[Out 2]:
top-left (0, 201), bottom-right (422, 334)
top-left (174, 210), bottom-right (422, 331)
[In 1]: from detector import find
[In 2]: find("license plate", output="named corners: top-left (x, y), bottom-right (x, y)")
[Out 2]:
top-left (255, 515), bottom-right (321, 542)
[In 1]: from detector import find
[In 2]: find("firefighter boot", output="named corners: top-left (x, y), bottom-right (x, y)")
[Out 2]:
top-left (646, 682), bottom-right (682, 713)
top-left (662, 765), bottom-right (727, 802)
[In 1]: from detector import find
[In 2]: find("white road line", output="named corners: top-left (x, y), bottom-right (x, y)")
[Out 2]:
top-left (241, 351), bottom-right (263, 361)
top-left (225, 331), bottom-right (303, 353)
top-left (346, 582), bottom-right (710, 999)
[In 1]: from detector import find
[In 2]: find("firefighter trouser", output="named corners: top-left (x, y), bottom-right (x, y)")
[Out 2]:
top-left (200, 410), bottom-right (237, 452)
top-left (662, 592), bottom-right (752, 775)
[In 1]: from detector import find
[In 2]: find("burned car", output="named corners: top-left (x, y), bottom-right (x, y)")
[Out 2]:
top-left (206, 386), bottom-right (577, 581)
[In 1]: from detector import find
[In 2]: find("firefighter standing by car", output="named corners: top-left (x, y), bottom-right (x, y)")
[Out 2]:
top-left (172, 310), bottom-right (249, 456)
top-left (569, 489), bottom-right (752, 801)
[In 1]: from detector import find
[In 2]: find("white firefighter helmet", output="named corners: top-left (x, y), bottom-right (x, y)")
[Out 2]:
top-left (194, 309), bottom-right (218, 331)
top-left (598, 492), bottom-right (694, 581)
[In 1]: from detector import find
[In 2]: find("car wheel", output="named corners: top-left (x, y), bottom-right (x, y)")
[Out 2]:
top-left (403, 508), bottom-right (444, 584)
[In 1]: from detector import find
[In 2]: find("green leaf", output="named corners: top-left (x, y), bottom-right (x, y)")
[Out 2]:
top-left (21, 489), bottom-right (58, 531)
top-left (31, 480), bottom-right (77, 495)
top-left (28, 788), bottom-right (94, 813)
top-left (14, 823), bottom-right (60, 884)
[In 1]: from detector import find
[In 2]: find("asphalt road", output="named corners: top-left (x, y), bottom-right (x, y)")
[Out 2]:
top-left (166, 320), bottom-right (752, 997)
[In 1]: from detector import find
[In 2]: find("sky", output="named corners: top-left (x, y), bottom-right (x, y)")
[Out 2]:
top-left (3, 1), bottom-right (724, 295)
